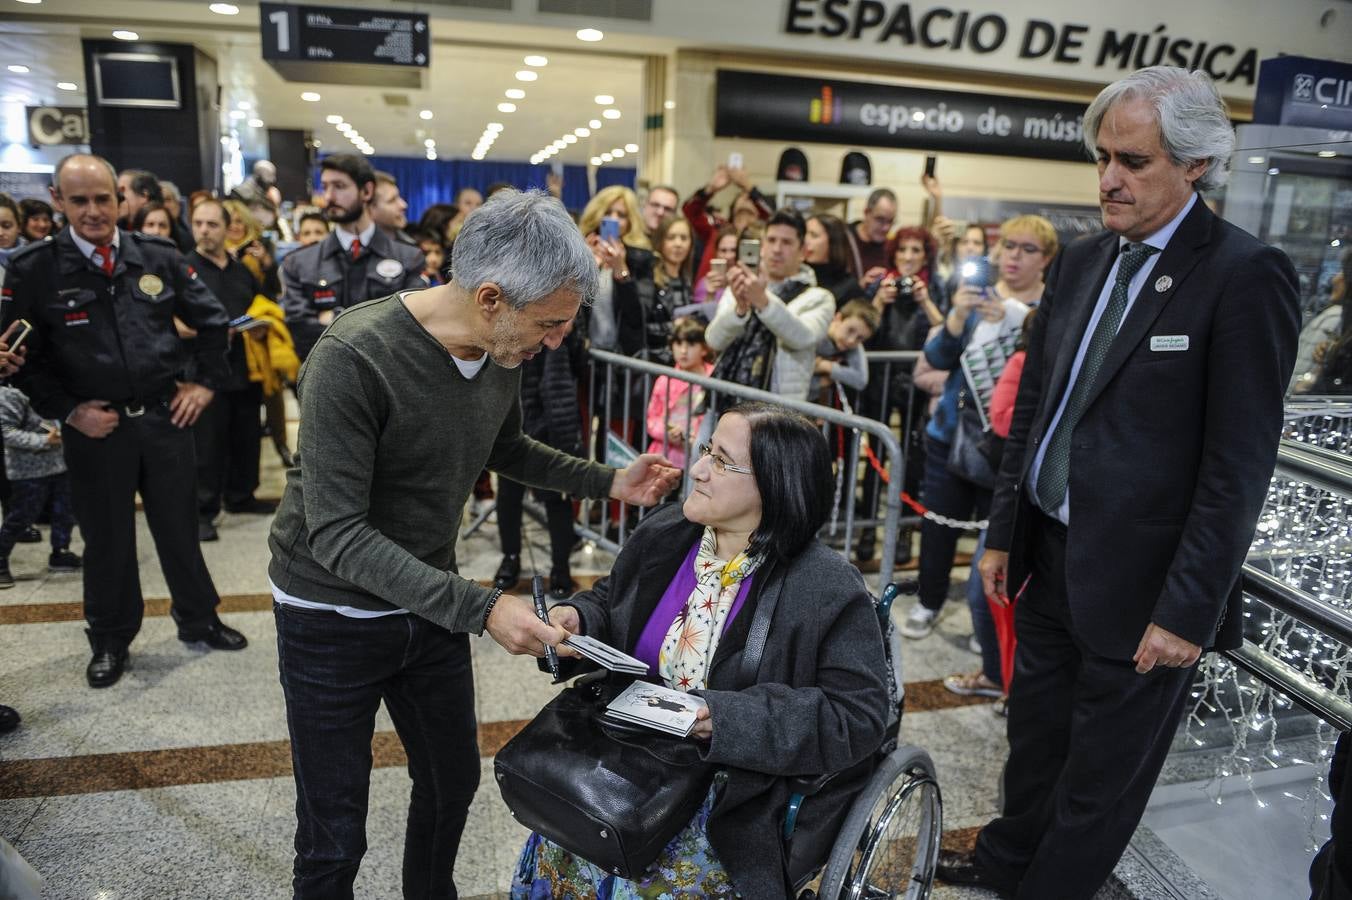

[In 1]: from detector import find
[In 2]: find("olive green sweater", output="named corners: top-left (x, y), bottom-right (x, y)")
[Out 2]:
top-left (267, 294), bottom-right (615, 633)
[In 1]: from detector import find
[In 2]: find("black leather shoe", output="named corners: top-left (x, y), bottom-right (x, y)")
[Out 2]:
top-left (493, 554), bottom-right (521, 590)
top-left (225, 497), bottom-right (278, 515)
top-left (17, 526), bottom-right (40, 544)
top-left (0, 704), bottom-right (19, 734)
top-left (935, 849), bottom-right (1014, 897)
top-left (86, 646), bottom-right (129, 688)
top-left (549, 570), bottom-right (575, 600)
top-left (198, 518), bottom-right (219, 542)
top-left (179, 621), bottom-right (248, 651)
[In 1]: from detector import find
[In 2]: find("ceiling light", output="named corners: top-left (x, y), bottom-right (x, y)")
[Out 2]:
top-left (611, 148), bottom-right (625, 158)
top-left (312, 139), bottom-right (321, 147)
top-left (497, 102), bottom-right (516, 113)
top-left (426, 150), bottom-right (437, 160)
top-left (361, 148), bottom-right (374, 155)
top-left (1246, 156), bottom-right (1265, 165)
top-left (7, 66), bottom-right (30, 75)
top-left (248, 118), bottom-right (264, 128)
top-left (423, 138), bottom-right (436, 148)
top-left (236, 100), bottom-right (251, 110)
top-left (594, 94), bottom-right (614, 105)
top-left (590, 156), bottom-right (602, 166)
top-left (301, 91), bottom-right (321, 102)
top-left (524, 55), bottom-right (548, 67)
top-left (14, 0), bottom-right (42, 4)
top-left (514, 70), bottom-right (538, 82)
top-left (576, 28), bottom-right (604, 42)
top-left (1267, 167), bottom-right (1280, 175)
top-left (228, 109), bottom-right (246, 120)
top-left (209, 2), bottom-right (240, 14)
top-left (589, 119), bottom-right (602, 129)
top-left (563, 134), bottom-right (577, 144)
top-left (574, 127), bottom-right (590, 137)
top-left (486, 122), bottom-right (504, 132)
top-left (338, 125), bottom-right (353, 134)
top-left (625, 143), bottom-right (639, 153)
top-left (552, 140), bottom-right (565, 150)
top-left (600, 152), bottom-right (613, 162)
top-left (112, 30), bottom-right (139, 41)
top-left (419, 109), bottom-right (433, 120)
top-left (602, 108), bottom-right (620, 119)
top-left (472, 151), bottom-right (485, 160)
top-left (326, 114), bottom-right (343, 124)
top-left (56, 82), bottom-right (77, 91)
top-left (1318, 150), bottom-right (1338, 158)
top-left (505, 88), bottom-right (525, 100)
top-left (664, 100), bottom-right (676, 110)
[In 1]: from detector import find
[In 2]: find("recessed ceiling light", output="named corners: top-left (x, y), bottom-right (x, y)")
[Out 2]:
top-left (337, 123), bottom-right (353, 133)
top-left (497, 102), bottom-right (516, 113)
top-left (301, 91), bottom-right (321, 102)
top-left (594, 94), bottom-right (614, 105)
top-left (56, 82), bottom-right (77, 91)
top-left (589, 119), bottom-right (602, 129)
top-left (1318, 150), bottom-right (1338, 158)
top-left (611, 148), bottom-right (625, 158)
top-left (602, 108), bottom-right (621, 119)
top-left (113, 30), bottom-right (139, 41)
top-left (563, 134), bottom-right (577, 144)
top-left (209, 3), bottom-right (240, 15)
top-left (505, 88), bottom-right (525, 100)
top-left (326, 114), bottom-right (344, 124)
top-left (486, 122), bottom-right (504, 132)
top-left (514, 70), bottom-right (538, 82)
top-left (576, 28), bottom-right (604, 42)
top-left (228, 109), bottom-right (246, 120)
top-left (600, 152), bottom-right (613, 162)
top-left (574, 127), bottom-right (591, 137)
top-left (361, 148), bottom-right (374, 155)
top-left (312, 138), bottom-right (321, 147)
top-left (552, 140), bottom-right (565, 150)
top-left (1246, 156), bottom-right (1265, 165)
top-left (524, 55), bottom-right (548, 67)
top-left (419, 109), bottom-right (433, 120)
top-left (424, 138), bottom-right (436, 148)
top-left (7, 65), bottom-right (30, 75)
top-left (664, 100), bottom-right (676, 110)
top-left (624, 143), bottom-right (638, 153)
top-left (248, 118), bottom-right (264, 128)
top-left (14, 0), bottom-right (42, 5)
top-left (237, 101), bottom-right (252, 111)
top-left (590, 156), bottom-right (602, 166)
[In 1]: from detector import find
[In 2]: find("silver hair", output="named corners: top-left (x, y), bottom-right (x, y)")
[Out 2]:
top-left (160, 181), bottom-right (182, 202)
top-left (450, 188), bottom-right (598, 309)
top-left (1082, 66), bottom-right (1234, 193)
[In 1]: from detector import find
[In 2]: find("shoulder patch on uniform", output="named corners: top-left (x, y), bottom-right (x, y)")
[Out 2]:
top-left (6, 240), bottom-right (56, 264)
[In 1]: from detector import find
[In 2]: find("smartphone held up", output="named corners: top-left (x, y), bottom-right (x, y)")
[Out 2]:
top-left (737, 238), bottom-right (761, 272)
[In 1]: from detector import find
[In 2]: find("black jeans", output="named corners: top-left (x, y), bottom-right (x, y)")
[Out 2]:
top-left (974, 513), bottom-right (1197, 900)
top-left (496, 477), bottom-right (576, 574)
top-left (275, 603), bottom-right (480, 900)
top-left (195, 383), bottom-right (263, 519)
top-left (0, 473), bottom-right (75, 557)
top-left (917, 435), bottom-right (990, 611)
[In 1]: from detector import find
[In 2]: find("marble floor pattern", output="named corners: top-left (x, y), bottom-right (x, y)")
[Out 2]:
top-left (0, 433), bottom-right (1094, 899)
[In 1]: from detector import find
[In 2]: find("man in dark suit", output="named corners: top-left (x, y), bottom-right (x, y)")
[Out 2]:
top-left (937, 67), bottom-right (1300, 899)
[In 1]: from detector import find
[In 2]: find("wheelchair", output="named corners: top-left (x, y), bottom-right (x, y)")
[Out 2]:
top-left (784, 582), bottom-right (944, 900)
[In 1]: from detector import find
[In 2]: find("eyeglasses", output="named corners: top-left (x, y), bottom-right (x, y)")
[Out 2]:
top-left (1001, 239), bottom-right (1044, 257)
top-left (646, 200), bottom-right (677, 215)
top-left (697, 442), bottom-right (752, 475)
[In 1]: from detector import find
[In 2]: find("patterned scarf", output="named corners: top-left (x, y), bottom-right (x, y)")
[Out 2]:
top-left (658, 526), bottom-right (763, 692)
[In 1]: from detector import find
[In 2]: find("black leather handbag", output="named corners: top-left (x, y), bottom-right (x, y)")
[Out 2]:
top-left (947, 386), bottom-right (999, 490)
top-left (494, 571), bottom-right (783, 880)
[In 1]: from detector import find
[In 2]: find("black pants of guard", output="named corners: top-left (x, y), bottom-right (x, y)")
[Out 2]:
top-left (1311, 731), bottom-right (1352, 899)
top-left (195, 383), bottom-right (263, 520)
top-left (62, 404), bottom-right (221, 649)
top-left (973, 512), bottom-right (1197, 900)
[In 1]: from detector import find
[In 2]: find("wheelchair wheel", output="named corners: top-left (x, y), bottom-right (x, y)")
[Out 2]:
top-left (816, 744), bottom-right (942, 900)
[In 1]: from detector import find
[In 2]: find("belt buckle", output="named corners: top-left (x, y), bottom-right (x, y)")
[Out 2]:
top-left (124, 402), bottom-right (146, 418)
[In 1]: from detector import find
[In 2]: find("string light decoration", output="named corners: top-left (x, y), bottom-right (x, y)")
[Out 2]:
top-left (1182, 404), bottom-right (1351, 849)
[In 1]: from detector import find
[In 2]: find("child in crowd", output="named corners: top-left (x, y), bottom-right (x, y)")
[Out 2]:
top-left (294, 212), bottom-right (330, 247)
top-left (0, 382), bottom-right (80, 587)
top-left (645, 317), bottom-right (714, 469)
top-left (812, 300), bottom-right (880, 403)
top-left (416, 231), bottom-right (447, 286)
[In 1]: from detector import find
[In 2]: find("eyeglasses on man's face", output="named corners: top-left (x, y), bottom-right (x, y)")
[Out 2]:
top-left (697, 442), bottom-right (753, 475)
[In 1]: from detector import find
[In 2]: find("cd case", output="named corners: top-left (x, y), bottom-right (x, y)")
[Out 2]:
top-left (563, 634), bottom-right (648, 675)
top-left (604, 682), bottom-right (707, 737)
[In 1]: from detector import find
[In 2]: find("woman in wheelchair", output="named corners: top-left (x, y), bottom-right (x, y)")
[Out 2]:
top-left (511, 402), bottom-right (891, 898)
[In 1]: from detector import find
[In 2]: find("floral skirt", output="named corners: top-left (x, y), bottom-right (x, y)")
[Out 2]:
top-left (509, 784), bottom-right (738, 899)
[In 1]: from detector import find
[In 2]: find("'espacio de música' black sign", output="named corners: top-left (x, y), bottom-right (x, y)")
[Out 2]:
top-left (715, 69), bottom-right (1091, 163)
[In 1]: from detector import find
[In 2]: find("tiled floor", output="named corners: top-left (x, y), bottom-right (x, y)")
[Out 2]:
top-left (0, 429), bottom-right (1154, 899)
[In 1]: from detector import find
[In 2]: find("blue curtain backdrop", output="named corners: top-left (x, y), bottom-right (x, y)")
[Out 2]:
top-left (313, 155), bottom-right (636, 226)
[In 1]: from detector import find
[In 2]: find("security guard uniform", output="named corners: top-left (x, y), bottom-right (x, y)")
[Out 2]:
top-left (2, 227), bottom-right (231, 651)
top-left (280, 223), bottom-right (424, 360)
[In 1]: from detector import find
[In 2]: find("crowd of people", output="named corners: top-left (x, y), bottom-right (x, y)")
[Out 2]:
top-left (0, 61), bottom-right (1343, 900)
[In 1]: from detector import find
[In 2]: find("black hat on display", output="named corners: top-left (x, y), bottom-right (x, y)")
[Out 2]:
top-left (776, 147), bottom-right (809, 182)
top-left (840, 151), bottom-right (872, 186)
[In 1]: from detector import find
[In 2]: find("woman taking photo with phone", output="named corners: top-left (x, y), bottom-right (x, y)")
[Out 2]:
top-left (616, 215), bottom-right (695, 364)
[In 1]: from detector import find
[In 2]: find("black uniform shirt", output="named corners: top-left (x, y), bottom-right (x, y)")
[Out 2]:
top-left (188, 249), bottom-right (256, 391)
top-left (1, 228), bottom-right (230, 420)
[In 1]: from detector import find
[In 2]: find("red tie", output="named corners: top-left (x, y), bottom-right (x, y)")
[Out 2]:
top-left (94, 245), bottom-right (114, 276)
top-left (350, 239), bottom-right (362, 261)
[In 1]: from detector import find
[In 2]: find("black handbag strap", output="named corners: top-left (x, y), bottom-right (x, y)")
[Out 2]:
top-left (736, 561), bottom-right (783, 690)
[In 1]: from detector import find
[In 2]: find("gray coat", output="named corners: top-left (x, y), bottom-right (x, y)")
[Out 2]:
top-left (563, 503), bottom-right (889, 898)
top-left (0, 385), bottom-right (66, 480)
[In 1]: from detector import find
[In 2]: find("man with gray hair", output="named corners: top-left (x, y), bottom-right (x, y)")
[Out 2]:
top-left (267, 188), bottom-right (680, 898)
top-left (938, 67), bottom-right (1299, 898)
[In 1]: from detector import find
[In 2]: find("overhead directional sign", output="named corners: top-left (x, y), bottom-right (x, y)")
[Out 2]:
top-left (260, 3), bottom-right (429, 67)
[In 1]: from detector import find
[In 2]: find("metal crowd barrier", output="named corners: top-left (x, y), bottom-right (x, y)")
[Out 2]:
top-left (580, 348), bottom-right (922, 586)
